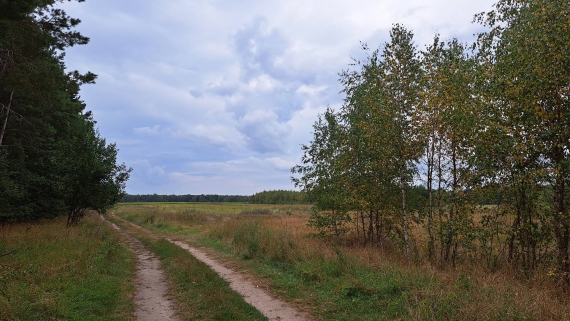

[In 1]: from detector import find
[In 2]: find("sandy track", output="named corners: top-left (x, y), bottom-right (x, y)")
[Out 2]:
top-left (168, 238), bottom-right (308, 321)
top-left (110, 214), bottom-right (309, 321)
top-left (104, 218), bottom-right (179, 321)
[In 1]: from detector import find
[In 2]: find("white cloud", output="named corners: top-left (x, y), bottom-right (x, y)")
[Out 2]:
top-left (266, 157), bottom-right (296, 171)
top-left (238, 109), bottom-right (292, 153)
top-left (133, 125), bottom-right (161, 136)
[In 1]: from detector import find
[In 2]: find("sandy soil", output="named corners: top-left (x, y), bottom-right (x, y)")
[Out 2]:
top-left (104, 218), bottom-right (179, 321)
top-left (109, 215), bottom-right (309, 321)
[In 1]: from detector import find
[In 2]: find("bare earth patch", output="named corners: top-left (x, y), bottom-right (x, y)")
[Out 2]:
top-left (104, 218), bottom-right (179, 321)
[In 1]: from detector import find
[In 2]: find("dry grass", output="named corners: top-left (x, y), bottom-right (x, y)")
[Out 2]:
top-left (115, 203), bottom-right (570, 320)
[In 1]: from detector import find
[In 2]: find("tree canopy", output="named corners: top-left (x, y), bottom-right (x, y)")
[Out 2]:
top-left (292, 0), bottom-right (570, 285)
top-left (0, 0), bottom-right (131, 226)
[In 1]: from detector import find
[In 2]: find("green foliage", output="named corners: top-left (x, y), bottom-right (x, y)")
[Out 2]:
top-left (251, 190), bottom-right (308, 204)
top-left (292, 107), bottom-right (354, 236)
top-left (0, 0), bottom-right (130, 224)
top-left (293, 25), bottom-right (426, 254)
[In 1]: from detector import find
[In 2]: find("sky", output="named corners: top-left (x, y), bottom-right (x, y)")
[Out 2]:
top-left (59, 0), bottom-right (497, 195)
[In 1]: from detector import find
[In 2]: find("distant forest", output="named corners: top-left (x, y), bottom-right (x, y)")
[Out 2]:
top-left (121, 194), bottom-right (251, 203)
top-left (122, 189), bottom-right (434, 205)
top-left (122, 190), bottom-right (309, 204)
top-left (122, 190), bottom-right (310, 204)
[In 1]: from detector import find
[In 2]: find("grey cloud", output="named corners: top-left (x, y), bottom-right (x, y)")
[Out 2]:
top-left (233, 16), bottom-right (289, 80)
top-left (206, 81), bottom-right (240, 97)
top-left (188, 88), bottom-right (204, 98)
top-left (59, 0), bottom-right (498, 195)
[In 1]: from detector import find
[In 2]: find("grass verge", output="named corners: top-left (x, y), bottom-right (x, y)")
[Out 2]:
top-left (108, 215), bottom-right (267, 321)
top-left (0, 214), bottom-right (136, 321)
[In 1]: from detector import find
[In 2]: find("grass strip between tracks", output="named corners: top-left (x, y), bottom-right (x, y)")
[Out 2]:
top-left (108, 215), bottom-right (267, 321)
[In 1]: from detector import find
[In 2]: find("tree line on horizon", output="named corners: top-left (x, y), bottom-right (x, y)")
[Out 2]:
top-left (292, 0), bottom-right (570, 285)
top-left (121, 194), bottom-right (252, 203)
top-left (121, 190), bottom-right (310, 204)
top-left (0, 0), bottom-right (130, 226)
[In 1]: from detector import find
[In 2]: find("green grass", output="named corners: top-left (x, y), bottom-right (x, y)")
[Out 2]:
top-left (200, 220), bottom-right (539, 321)
top-left (0, 214), bottom-right (136, 321)
top-left (108, 215), bottom-right (267, 321)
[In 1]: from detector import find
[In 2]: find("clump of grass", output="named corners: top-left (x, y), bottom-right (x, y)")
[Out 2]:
top-left (116, 206), bottom-right (214, 232)
top-left (208, 219), bottom-right (300, 264)
top-left (0, 214), bottom-right (135, 321)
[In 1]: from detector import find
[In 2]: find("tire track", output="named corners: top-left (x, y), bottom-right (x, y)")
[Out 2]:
top-left (111, 214), bottom-right (309, 321)
top-left (103, 217), bottom-right (179, 321)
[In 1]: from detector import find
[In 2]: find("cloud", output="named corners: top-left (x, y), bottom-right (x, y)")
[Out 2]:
top-left (59, 0), bottom-right (498, 195)
top-left (238, 110), bottom-right (292, 153)
top-left (128, 159), bottom-right (167, 188)
top-left (133, 125), bottom-right (161, 136)
top-left (266, 157), bottom-right (295, 171)
top-left (233, 16), bottom-right (290, 80)
top-left (165, 156), bottom-right (296, 195)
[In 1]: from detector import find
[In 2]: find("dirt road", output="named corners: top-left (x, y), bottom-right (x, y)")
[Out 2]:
top-left (108, 215), bottom-right (309, 321)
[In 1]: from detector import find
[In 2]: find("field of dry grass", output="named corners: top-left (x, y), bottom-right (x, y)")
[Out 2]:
top-left (115, 202), bottom-right (570, 320)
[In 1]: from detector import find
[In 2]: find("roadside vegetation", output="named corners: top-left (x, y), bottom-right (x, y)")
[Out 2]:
top-left (115, 203), bottom-right (570, 320)
top-left (0, 214), bottom-right (135, 321)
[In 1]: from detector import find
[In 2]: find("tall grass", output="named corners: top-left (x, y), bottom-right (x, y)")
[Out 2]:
top-left (205, 218), bottom-right (570, 320)
top-left (0, 214), bottom-right (135, 320)
top-left (114, 203), bottom-right (570, 320)
top-left (204, 216), bottom-right (570, 320)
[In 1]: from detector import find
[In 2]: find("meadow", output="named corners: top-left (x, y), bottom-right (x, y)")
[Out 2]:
top-left (115, 202), bottom-right (570, 321)
top-left (0, 215), bottom-right (136, 320)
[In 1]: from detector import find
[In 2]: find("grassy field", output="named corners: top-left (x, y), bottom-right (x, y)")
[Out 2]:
top-left (115, 202), bottom-right (570, 321)
top-left (0, 214), bottom-right (136, 321)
